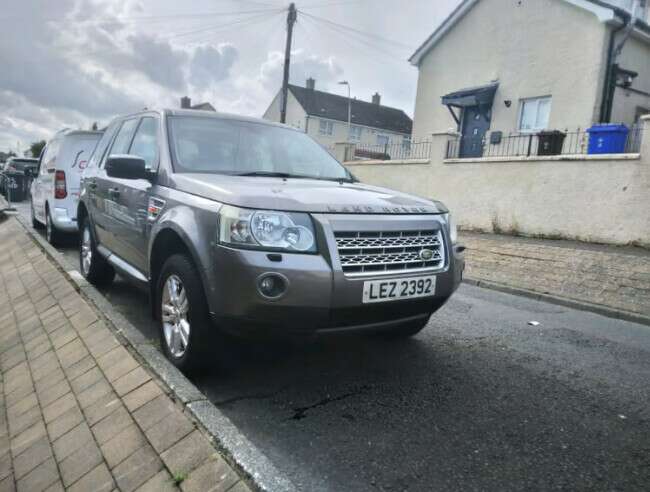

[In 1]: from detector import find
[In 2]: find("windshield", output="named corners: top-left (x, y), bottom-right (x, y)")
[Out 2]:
top-left (167, 116), bottom-right (351, 181)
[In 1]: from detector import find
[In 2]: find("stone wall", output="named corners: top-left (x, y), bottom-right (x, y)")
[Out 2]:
top-left (343, 116), bottom-right (650, 247)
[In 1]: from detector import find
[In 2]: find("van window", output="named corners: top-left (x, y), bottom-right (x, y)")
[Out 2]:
top-left (40, 140), bottom-right (59, 175)
top-left (87, 122), bottom-right (118, 169)
top-left (129, 117), bottom-right (159, 170)
top-left (108, 119), bottom-right (138, 157)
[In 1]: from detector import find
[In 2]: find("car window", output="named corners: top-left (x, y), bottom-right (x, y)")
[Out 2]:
top-left (108, 119), bottom-right (138, 157)
top-left (88, 122), bottom-right (118, 169)
top-left (128, 117), bottom-right (159, 170)
top-left (168, 116), bottom-right (350, 180)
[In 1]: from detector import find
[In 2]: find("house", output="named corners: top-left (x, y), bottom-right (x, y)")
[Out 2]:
top-left (180, 96), bottom-right (216, 112)
top-left (263, 78), bottom-right (413, 150)
top-left (409, 0), bottom-right (650, 157)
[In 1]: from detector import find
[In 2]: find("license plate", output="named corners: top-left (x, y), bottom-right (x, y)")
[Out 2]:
top-left (362, 275), bottom-right (436, 304)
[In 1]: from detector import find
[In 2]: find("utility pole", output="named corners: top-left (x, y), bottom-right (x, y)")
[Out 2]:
top-left (280, 3), bottom-right (297, 124)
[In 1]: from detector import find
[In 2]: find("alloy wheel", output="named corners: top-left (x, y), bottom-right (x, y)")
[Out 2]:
top-left (46, 212), bottom-right (52, 242)
top-left (80, 225), bottom-right (92, 275)
top-left (161, 274), bottom-right (190, 358)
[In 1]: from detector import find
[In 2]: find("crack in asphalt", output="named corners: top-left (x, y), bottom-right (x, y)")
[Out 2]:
top-left (290, 385), bottom-right (371, 420)
top-left (213, 385), bottom-right (291, 406)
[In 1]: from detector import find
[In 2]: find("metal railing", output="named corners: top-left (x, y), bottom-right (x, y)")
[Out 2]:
top-left (353, 140), bottom-right (432, 161)
top-left (446, 125), bottom-right (643, 159)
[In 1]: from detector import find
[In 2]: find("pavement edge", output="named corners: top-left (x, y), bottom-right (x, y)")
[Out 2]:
top-left (463, 276), bottom-right (650, 327)
top-left (9, 210), bottom-right (298, 492)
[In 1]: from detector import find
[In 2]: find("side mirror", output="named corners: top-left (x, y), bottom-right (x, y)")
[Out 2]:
top-left (105, 155), bottom-right (149, 180)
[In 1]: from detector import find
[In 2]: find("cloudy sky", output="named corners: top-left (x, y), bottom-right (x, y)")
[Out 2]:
top-left (0, 0), bottom-right (458, 153)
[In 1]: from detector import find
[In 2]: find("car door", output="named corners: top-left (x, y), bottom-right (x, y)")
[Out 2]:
top-left (95, 118), bottom-right (139, 253)
top-left (109, 116), bottom-right (159, 273)
top-left (82, 121), bottom-right (118, 242)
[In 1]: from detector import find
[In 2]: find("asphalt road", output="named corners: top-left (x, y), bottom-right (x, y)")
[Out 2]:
top-left (14, 201), bottom-right (650, 491)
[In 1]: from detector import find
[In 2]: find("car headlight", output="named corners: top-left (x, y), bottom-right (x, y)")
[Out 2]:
top-left (218, 205), bottom-right (316, 253)
top-left (444, 213), bottom-right (458, 244)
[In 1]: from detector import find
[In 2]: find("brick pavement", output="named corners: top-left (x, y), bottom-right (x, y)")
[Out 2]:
top-left (0, 216), bottom-right (249, 492)
top-left (461, 231), bottom-right (650, 319)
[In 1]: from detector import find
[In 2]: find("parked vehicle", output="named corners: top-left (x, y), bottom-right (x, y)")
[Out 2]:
top-left (0, 157), bottom-right (38, 201)
top-left (77, 109), bottom-right (464, 372)
top-left (30, 129), bottom-right (102, 244)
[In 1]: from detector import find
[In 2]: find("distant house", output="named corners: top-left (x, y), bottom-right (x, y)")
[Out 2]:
top-left (409, 0), bottom-right (650, 157)
top-left (263, 78), bottom-right (413, 149)
top-left (180, 96), bottom-right (216, 112)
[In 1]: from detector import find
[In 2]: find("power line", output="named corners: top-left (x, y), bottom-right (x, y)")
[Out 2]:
top-left (298, 10), bottom-right (415, 51)
top-left (300, 0), bottom-right (370, 9)
top-left (298, 12), bottom-right (411, 62)
top-left (4, 7), bottom-right (282, 26)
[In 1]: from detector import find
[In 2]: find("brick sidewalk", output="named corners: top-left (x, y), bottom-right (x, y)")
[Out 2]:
top-left (0, 216), bottom-right (249, 491)
top-left (461, 231), bottom-right (650, 319)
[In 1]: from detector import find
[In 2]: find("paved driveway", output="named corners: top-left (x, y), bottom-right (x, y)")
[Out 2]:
top-left (14, 201), bottom-right (650, 491)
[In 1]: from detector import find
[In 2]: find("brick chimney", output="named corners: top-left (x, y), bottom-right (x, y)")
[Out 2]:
top-left (372, 92), bottom-right (381, 105)
top-left (180, 96), bottom-right (191, 109)
top-left (306, 78), bottom-right (316, 90)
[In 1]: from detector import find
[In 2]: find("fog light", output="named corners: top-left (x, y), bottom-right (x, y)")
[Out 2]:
top-left (257, 273), bottom-right (288, 299)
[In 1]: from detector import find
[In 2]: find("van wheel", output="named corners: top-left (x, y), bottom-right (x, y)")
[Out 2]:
top-left (158, 254), bottom-right (213, 374)
top-left (30, 198), bottom-right (43, 229)
top-left (79, 218), bottom-right (115, 286)
top-left (45, 207), bottom-right (62, 246)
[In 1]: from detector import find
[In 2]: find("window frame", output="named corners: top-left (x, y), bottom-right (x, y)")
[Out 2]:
top-left (103, 118), bottom-right (139, 168)
top-left (127, 116), bottom-right (160, 171)
top-left (318, 119), bottom-right (334, 136)
top-left (348, 125), bottom-right (362, 141)
top-left (517, 96), bottom-right (552, 133)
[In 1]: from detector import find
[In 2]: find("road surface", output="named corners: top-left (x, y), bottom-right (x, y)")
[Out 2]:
top-left (14, 201), bottom-right (650, 491)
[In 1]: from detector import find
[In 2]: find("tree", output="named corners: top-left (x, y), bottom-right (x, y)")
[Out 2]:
top-left (91, 122), bottom-right (98, 131)
top-left (30, 140), bottom-right (46, 158)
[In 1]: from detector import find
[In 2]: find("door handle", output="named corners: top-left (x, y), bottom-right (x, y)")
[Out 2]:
top-left (108, 188), bottom-right (120, 199)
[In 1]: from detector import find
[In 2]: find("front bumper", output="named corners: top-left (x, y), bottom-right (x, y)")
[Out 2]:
top-left (208, 214), bottom-right (464, 338)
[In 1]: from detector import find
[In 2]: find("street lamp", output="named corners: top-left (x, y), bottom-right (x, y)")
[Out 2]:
top-left (338, 80), bottom-right (351, 141)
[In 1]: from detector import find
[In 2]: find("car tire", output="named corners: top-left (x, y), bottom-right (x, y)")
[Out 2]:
top-left (30, 199), bottom-right (43, 229)
top-left (45, 207), bottom-right (62, 246)
top-left (79, 218), bottom-right (115, 286)
top-left (157, 254), bottom-right (214, 374)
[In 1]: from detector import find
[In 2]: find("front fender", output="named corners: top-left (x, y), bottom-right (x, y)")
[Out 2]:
top-left (149, 204), bottom-right (220, 312)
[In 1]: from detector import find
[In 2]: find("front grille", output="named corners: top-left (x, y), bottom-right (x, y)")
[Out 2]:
top-left (334, 229), bottom-right (445, 276)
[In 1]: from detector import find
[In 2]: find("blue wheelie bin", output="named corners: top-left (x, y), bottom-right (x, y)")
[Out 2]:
top-left (586, 124), bottom-right (629, 154)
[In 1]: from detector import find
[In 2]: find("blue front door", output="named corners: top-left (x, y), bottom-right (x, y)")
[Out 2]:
top-left (460, 106), bottom-right (490, 158)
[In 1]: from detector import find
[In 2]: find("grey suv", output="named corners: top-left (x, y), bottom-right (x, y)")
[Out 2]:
top-left (78, 109), bottom-right (464, 372)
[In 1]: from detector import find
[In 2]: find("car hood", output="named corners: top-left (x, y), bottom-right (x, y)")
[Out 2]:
top-left (170, 174), bottom-right (445, 214)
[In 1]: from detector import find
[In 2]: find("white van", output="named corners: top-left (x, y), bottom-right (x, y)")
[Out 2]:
top-left (30, 129), bottom-right (102, 244)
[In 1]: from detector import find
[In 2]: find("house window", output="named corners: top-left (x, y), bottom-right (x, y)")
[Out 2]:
top-left (377, 135), bottom-right (390, 146)
top-left (319, 119), bottom-right (333, 136)
top-left (402, 136), bottom-right (411, 151)
top-left (349, 125), bottom-right (362, 141)
top-left (518, 96), bottom-right (551, 131)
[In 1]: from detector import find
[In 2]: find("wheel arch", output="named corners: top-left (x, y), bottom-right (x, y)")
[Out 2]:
top-left (148, 225), bottom-right (210, 320)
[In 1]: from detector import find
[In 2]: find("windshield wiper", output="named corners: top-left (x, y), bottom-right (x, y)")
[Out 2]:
top-left (236, 171), bottom-right (355, 183)
top-left (237, 171), bottom-right (299, 178)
